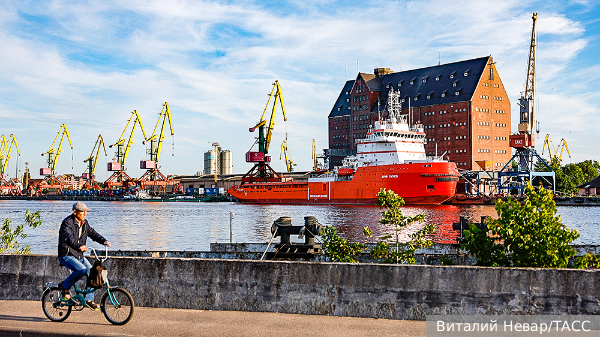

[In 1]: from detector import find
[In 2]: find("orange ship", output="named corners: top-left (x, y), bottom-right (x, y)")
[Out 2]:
top-left (229, 88), bottom-right (459, 205)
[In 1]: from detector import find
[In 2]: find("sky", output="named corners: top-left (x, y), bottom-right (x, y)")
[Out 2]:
top-left (1, 0), bottom-right (599, 181)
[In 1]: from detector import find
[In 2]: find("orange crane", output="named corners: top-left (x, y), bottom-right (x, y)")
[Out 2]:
top-left (82, 134), bottom-right (107, 190)
top-left (138, 102), bottom-right (178, 194)
top-left (105, 110), bottom-right (148, 192)
top-left (37, 124), bottom-right (73, 195)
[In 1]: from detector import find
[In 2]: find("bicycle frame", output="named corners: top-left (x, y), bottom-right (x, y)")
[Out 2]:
top-left (44, 246), bottom-right (122, 309)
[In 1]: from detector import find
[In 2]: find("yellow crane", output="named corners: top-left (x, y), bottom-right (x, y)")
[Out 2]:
top-left (243, 80), bottom-right (289, 183)
top-left (40, 124), bottom-right (73, 176)
top-left (542, 134), bottom-right (571, 163)
top-left (311, 139), bottom-right (320, 171)
top-left (0, 134), bottom-right (20, 178)
top-left (250, 80), bottom-right (288, 155)
top-left (140, 103), bottom-right (173, 173)
top-left (280, 140), bottom-right (296, 173)
top-left (139, 102), bottom-right (177, 192)
top-left (82, 135), bottom-right (107, 190)
top-left (105, 110), bottom-right (148, 189)
top-left (36, 125), bottom-right (73, 195)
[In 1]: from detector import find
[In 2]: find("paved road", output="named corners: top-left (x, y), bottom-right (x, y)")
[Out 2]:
top-left (0, 300), bottom-right (426, 337)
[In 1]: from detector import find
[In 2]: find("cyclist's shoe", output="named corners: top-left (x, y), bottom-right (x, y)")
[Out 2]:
top-left (58, 284), bottom-right (71, 301)
top-left (87, 301), bottom-right (100, 311)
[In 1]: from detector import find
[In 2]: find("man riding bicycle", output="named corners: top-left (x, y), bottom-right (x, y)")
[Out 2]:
top-left (58, 201), bottom-right (110, 310)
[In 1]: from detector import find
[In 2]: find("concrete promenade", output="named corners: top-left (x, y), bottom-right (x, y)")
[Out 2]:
top-left (0, 300), bottom-right (426, 337)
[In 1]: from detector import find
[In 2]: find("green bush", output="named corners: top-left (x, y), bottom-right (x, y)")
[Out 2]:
top-left (320, 225), bottom-right (366, 263)
top-left (1, 210), bottom-right (42, 254)
top-left (461, 183), bottom-right (579, 268)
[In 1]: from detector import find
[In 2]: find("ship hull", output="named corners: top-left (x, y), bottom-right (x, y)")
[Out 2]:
top-left (228, 162), bottom-right (458, 205)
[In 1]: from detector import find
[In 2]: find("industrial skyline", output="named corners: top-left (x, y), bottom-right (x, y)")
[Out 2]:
top-left (1, 0), bottom-right (598, 180)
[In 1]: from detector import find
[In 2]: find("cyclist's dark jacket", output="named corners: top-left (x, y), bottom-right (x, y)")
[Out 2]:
top-left (58, 214), bottom-right (106, 259)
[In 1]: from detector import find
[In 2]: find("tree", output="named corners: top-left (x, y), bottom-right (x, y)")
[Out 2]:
top-left (461, 183), bottom-right (579, 268)
top-left (1, 210), bottom-right (43, 254)
top-left (364, 188), bottom-right (434, 264)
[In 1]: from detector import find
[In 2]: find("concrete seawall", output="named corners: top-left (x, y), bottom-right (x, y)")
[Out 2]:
top-left (2, 254), bottom-right (600, 320)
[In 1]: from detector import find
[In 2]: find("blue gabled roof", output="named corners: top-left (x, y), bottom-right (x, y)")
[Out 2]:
top-left (374, 56), bottom-right (490, 111)
top-left (328, 80), bottom-right (354, 118)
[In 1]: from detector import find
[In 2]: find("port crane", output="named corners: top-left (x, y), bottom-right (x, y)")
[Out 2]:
top-left (242, 80), bottom-right (288, 184)
top-left (37, 124), bottom-right (73, 195)
top-left (138, 102), bottom-right (179, 194)
top-left (498, 13), bottom-right (555, 194)
top-left (0, 134), bottom-right (20, 178)
top-left (105, 110), bottom-right (148, 191)
top-left (311, 139), bottom-right (326, 172)
top-left (0, 134), bottom-right (21, 195)
top-left (280, 140), bottom-right (296, 173)
top-left (82, 134), bottom-right (107, 190)
top-left (542, 134), bottom-right (571, 163)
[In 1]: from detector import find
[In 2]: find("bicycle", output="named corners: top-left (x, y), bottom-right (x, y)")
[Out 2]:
top-left (41, 247), bottom-right (135, 325)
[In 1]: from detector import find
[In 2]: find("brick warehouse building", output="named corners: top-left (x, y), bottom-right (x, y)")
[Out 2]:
top-left (328, 56), bottom-right (511, 171)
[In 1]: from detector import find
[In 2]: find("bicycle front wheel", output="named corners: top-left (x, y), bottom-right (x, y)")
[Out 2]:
top-left (101, 288), bottom-right (135, 325)
top-left (41, 287), bottom-right (72, 322)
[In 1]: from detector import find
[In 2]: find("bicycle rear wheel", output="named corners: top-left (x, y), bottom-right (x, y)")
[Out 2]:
top-left (101, 288), bottom-right (134, 325)
top-left (41, 287), bottom-right (72, 322)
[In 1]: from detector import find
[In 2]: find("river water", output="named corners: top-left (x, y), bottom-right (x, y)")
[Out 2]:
top-left (1, 200), bottom-right (599, 254)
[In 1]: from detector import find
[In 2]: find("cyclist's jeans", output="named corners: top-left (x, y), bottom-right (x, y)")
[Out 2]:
top-left (58, 256), bottom-right (94, 302)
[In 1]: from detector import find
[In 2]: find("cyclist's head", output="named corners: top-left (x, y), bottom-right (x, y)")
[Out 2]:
top-left (72, 202), bottom-right (90, 222)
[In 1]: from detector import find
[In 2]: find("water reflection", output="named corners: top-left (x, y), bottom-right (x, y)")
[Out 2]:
top-left (1, 199), bottom-right (597, 254)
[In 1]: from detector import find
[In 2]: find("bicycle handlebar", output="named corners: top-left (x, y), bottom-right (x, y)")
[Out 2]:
top-left (89, 246), bottom-right (108, 262)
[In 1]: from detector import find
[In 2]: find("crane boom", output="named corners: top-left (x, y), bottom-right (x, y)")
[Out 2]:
top-left (249, 80), bottom-right (287, 155)
top-left (41, 124), bottom-right (73, 174)
top-left (280, 140), bottom-right (295, 173)
top-left (84, 135), bottom-right (107, 176)
top-left (145, 102), bottom-right (174, 164)
top-left (109, 110), bottom-right (147, 170)
top-left (0, 134), bottom-right (20, 176)
top-left (518, 12), bottom-right (537, 136)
